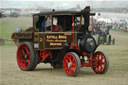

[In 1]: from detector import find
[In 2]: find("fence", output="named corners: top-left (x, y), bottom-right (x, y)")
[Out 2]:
top-left (0, 38), bottom-right (13, 46)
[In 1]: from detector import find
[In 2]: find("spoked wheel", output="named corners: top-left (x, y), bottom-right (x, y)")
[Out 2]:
top-left (63, 52), bottom-right (80, 77)
top-left (17, 42), bottom-right (38, 71)
top-left (98, 35), bottom-right (104, 45)
top-left (107, 35), bottom-right (111, 45)
top-left (92, 51), bottom-right (109, 74)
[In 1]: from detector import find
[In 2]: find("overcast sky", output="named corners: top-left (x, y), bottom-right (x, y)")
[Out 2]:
top-left (1, 0), bottom-right (128, 9)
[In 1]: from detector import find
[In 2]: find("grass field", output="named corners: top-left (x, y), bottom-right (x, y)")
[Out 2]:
top-left (0, 17), bottom-right (128, 85)
top-left (0, 17), bottom-right (32, 39)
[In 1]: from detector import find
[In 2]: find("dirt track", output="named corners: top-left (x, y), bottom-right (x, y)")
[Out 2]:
top-left (0, 32), bottom-right (128, 85)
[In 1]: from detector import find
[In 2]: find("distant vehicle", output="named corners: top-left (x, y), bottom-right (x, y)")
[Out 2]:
top-left (11, 6), bottom-right (109, 77)
top-left (0, 13), bottom-right (3, 18)
top-left (10, 12), bottom-right (19, 17)
top-left (0, 12), bottom-right (6, 18)
top-left (94, 24), bottom-right (115, 45)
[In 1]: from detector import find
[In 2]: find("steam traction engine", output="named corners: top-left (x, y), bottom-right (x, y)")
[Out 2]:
top-left (11, 6), bottom-right (109, 76)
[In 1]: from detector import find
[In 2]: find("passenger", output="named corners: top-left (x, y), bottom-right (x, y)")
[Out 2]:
top-left (45, 17), bottom-right (51, 31)
top-left (41, 18), bottom-right (46, 32)
top-left (53, 26), bottom-right (59, 32)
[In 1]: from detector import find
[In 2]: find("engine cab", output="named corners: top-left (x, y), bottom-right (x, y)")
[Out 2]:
top-left (31, 6), bottom-right (96, 53)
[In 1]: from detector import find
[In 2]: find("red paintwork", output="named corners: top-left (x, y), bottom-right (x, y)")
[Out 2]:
top-left (75, 44), bottom-right (80, 51)
top-left (40, 50), bottom-right (52, 62)
top-left (81, 58), bottom-right (92, 67)
top-left (72, 15), bottom-right (75, 46)
top-left (54, 26), bottom-right (59, 32)
top-left (17, 44), bottom-right (31, 69)
top-left (82, 52), bottom-right (91, 57)
top-left (69, 44), bottom-right (94, 68)
top-left (69, 44), bottom-right (80, 51)
top-left (12, 39), bottom-right (20, 47)
top-left (63, 53), bottom-right (77, 76)
top-left (92, 52), bottom-right (106, 72)
top-left (69, 46), bottom-right (74, 49)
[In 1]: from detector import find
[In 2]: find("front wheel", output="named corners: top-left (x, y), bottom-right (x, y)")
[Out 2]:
top-left (17, 42), bottom-right (38, 71)
top-left (63, 52), bottom-right (80, 77)
top-left (112, 38), bottom-right (115, 45)
top-left (92, 51), bottom-right (109, 74)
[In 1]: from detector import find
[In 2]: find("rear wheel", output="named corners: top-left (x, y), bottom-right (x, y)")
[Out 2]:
top-left (92, 51), bottom-right (109, 74)
top-left (107, 35), bottom-right (111, 45)
top-left (63, 52), bottom-right (80, 76)
top-left (17, 42), bottom-right (38, 71)
top-left (98, 35), bottom-right (104, 45)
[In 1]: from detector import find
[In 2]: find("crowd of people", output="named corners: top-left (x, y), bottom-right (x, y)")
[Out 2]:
top-left (94, 21), bottom-right (128, 32)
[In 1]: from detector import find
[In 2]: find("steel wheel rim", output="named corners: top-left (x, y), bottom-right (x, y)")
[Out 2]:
top-left (93, 52), bottom-right (106, 73)
top-left (17, 44), bottom-right (31, 69)
top-left (64, 54), bottom-right (77, 76)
